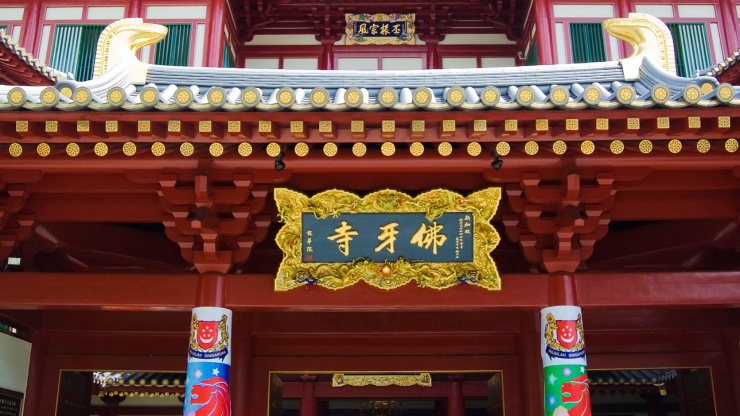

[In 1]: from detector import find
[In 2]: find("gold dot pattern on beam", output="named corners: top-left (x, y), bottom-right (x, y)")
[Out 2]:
top-left (639, 140), bottom-right (653, 154)
top-left (438, 142), bottom-right (453, 156)
top-left (151, 142), bottom-right (166, 156)
top-left (552, 140), bottom-right (567, 155)
top-left (324, 142), bottom-right (338, 157)
top-left (294, 142), bottom-right (309, 157)
top-left (495, 142), bottom-right (510, 156)
top-left (238, 142), bottom-right (253, 157)
top-left (37, 143), bottom-right (51, 157)
top-left (94, 142), bottom-right (108, 156)
top-left (581, 140), bottom-right (596, 155)
top-left (467, 142), bottom-right (482, 156)
top-left (122, 142), bottom-right (136, 156)
top-left (524, 141), bottom-right (539, 155)
top-left (668, 139), bottom-right (682, 153)
top-left (381, 142), bottom-right (396, 156)
top-left (180, 142), bottom-right (194, 157)
top-left (266, 142), bottom-right (282, 157)
top-left (66, 143), bottom-right (80, 157)
top-left (410, 142), bottom-right (424, 156)
top-left (105, 121), bottom-right (118, 133)
top-left (209, 143), bottom-right (224, 157)
top-left (696, 139), bottom-right (710, 154)
top-left (352, 142), bottom-right (366, 157)
top-left (725, 138), bottom-right (738, 153)
top-left (9, 143), bottom-right (22, 157)
top-left (610, 140), bottom-right (624, 154)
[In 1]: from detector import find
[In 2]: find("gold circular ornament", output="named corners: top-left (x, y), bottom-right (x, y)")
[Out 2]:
top-left (8, 88), bottom-right (26, 106)
top-left (480, 86), bottom-right (501, 106)
top-left (175, 88), bottom-right (193, 106)
top-left (639, 140), bottom-right (653, 154)
top-left (140, 87), bottom-right (159, 106)
top-left (37, 143), bottom-right (51, 157)
top-left (438, 142), bottom-right (453, 156)
top-left (180, 142), bottom-right (194, 157)
top-left (683, 84), bottom-right (702, 104)
top-left (616, 85), bottom-right (635, 104)
top-left (524, 141), bottom-right (539, 155)
top-left (294, 142), bottom-right (309, 157)
top-left (352, 142), bottom-right (366, 157)
top-left (241, 88), bottom-right (260, 107)
top-left (467, 142), bottom-right (482, 157)
top-left (310, 88), bottom-right (329, 108)
top-left (446, 87), bottom-right (465, 107)
top-left (122, 142), bottom-right (137, 156)
top-left (151, 142), bottom-right (166, 156)
top-left (581, 140), bottom-right (595, 155)
top-left (716, 84), bottom-right (735, 104)
top-left (209, 142), bottom-right (224, 157)
top-left (381, 142), bottom-right (396, 156)
top-left (107, 87), bottom-right (126, 106)
top-left (552, 140), bottom-right (567, 155)
top-left (610, 140), bottom-right (624, 154)
top-left (73, 87), bottom-right (92, 106)
top-left (651, 84), bottom-right (670, 104)
top-left (583, 85), bottom-right (602, 105)
top-left (410, 142), bottom-right (424, 156)
top-left (701, 82), bottom-right (714, 95)
top-left (207, 87), bottom-right (226, 106)
top-left (724, 138), bottom-right (738, 153)
top-left (378, 87), bottom-right (397, 108)
top-left (550, 86), bottom-right (570, 106)
top-left (40, 87), bottom-right (59, 106)
top-left (238, 142), bottom-right (253, 157)
top-left (66, 143), bottom-right (80, 157)
top-left (94, 142), bottom-right (108, 156)
top-left (413, 87), bottom-right (432, 107)
top-left (59, 86), bottom-right (73, 99)
top-left (495, 142), bottom-right (511, 156)
top-left (266, 142), bottom-right (282, 157)
top-left (323, 142), bottom-right (338, 157)
top-left (668, 139), bottom-right (682, 153)
top-left (8, 143), bottom-right (22, 157)
top-left (344, 88), bottom-right (363, 108)
top-left (696, 139), bottom-right (710, 153)
top-left (516, 86), bottom-right (535, 106)
top-left (277, 88), bottom-right (295, 108)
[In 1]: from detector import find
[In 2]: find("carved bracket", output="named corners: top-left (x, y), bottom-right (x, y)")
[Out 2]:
top-left (158, 173), bottom-right (271, 273)
top-left (0, 183), bottom-right (34, 261)
top-left (503, 171), bottom-right (615, 273)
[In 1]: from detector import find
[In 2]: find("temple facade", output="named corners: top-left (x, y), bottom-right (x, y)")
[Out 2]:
top-left (0, 1), bottom-right (738, 415)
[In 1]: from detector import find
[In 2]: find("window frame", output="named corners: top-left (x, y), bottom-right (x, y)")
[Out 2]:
top-left (550, 2), bottom-right (619, 64)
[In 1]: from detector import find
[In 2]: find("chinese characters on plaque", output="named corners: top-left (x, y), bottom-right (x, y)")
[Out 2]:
top-left (274, 188), bottom-right (501, 291)
top-left (345, 14), bottom-right (416, 45)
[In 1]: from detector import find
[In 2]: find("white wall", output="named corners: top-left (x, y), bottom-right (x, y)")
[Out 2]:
top-left (0, 332), bottom-right (31, 394)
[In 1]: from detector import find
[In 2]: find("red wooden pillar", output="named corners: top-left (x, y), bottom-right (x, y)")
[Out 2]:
top-left (196, 272), bottom-right (226, 308)
top-left (21, 0), bottom-right (41, 52)
top-left (722, 329), bottom-right (740, 413)
top-left (231, 312), bottom-right (254, 415)
top-left (320, 38), bottom-right (335, 70)
top-left (22, 328), bottom-right (48, 416)
top-left (533, 0), bottom-right (555, 65)
top-left (206, 0), bottom-right (227, 67)
top-left (128, 0), bottom-right (143, 18)
top-left (299, 375), bottom-right (317, 416)
top-left (425, 38), bottom-right (439, 69)
top-left (719, 0), bottom-right (739, 57)
top-left (520, 311), bottom-right (544, 416)
top-left (447, 374), bottom-right (465, 416)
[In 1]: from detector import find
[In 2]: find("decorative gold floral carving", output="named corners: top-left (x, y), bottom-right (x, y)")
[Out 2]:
top-left (332, 373), bottom-right (432, 387)
top-left (274, 188), bottom-right (501, 291)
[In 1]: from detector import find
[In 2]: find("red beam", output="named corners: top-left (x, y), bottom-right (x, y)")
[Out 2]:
top-left (0, 272), bottom-right (739, 311)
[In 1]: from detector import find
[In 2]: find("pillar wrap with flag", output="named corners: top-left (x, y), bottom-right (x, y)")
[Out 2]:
top-left (541, 305), bottom-right (591, 416)
top-left (185, 306), bottom-right (232, 416)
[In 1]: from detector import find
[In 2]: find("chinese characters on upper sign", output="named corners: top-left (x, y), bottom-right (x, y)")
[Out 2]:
top-left (345, 13), bottom-right (416, 45)
top-left (274, 188), bottom-right (501, 291)
top-left (302, 213), bottom-right (473, 263)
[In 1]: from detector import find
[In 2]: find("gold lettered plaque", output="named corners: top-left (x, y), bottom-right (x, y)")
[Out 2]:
top-left (274, 188), bottom-right (501, 291)
top-left (345, 13), bottom-right (416, 45)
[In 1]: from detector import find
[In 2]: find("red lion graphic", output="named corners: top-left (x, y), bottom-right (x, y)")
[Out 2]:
top-left (185, 377), bottom-right (231, 416)
top-left (561, 374), bottom-right (591, 416)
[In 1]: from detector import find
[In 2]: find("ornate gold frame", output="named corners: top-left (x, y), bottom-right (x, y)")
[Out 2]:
top-left (274, 188), bottom-right (501, 291)
top-left (344, 13), bottom-right (416, 45)
top-left (332, 373), bottom-right (432, 387)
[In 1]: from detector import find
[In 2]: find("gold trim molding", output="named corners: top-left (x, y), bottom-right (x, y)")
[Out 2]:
top-left (332, 373), bottom-right (432, 387)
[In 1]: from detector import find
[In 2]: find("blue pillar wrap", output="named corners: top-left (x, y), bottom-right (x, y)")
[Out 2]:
top-left (185, 306), bottom-right (232, 416)
top-left (541, 306), bottom-right (591, 416)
